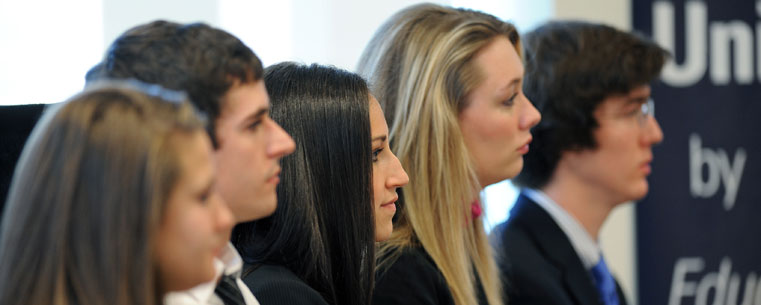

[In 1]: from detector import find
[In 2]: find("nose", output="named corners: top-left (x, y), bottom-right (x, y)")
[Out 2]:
top-left (387, 152), bottom-right (409, 190)
top-left (212, 192), bottom-right (235, 234)
top-left (641, 115), bottom-right (664, 146)
top-left (267, 118), bottom-right (296, 158)
top-left (520, 96), bottom-right (541, 130)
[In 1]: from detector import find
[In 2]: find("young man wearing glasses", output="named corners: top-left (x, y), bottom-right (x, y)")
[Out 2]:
top-left (490, 21), bottom-right (669, 305)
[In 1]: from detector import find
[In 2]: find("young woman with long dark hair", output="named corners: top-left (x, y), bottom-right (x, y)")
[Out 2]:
top-left (232, 63), bottom-right (408, 305)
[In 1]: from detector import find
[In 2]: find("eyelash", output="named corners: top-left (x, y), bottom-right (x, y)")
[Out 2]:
top-left (199, 190), bottom-right (211, 204)
top-left (503, 93), bottom-right (518, 106)
top-left (372, 148), bottom-right (383, 162)
top-left (248, 120), bottom-right (263, 130)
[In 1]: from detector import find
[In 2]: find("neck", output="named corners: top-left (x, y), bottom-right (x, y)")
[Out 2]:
top-left (541, 165), bottom-right (617, 239)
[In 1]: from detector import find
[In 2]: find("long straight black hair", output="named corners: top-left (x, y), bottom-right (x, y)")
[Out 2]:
top-left (232, 63), bottom-right (375, 305)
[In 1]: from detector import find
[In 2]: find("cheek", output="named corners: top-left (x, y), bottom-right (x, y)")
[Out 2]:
top-left (372, 170), bottom-right (384, 207)
top-left (465, 112), bottom-right (515, 147)
top-left (597, 131), bottom-right (638, 165)
top-left (165, 209), bottom-right (214, 258)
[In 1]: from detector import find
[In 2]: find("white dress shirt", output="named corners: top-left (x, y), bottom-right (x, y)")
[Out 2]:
top-left (523, 189), bottom-right (601, 269)
top-left (164, 242), bottom-right (260, 305)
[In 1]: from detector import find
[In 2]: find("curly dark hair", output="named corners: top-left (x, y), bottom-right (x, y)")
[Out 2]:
top-left (513, 21), bottom-right (669, 189)
top-left (85, 20), bottom-right (264, 147)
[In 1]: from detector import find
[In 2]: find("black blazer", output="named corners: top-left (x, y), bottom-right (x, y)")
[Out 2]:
top-left (241, 264), bottom-right (329, 305)
top-left (372, 246), bottom-right (488, 305)
top-left (490, 193), bottom-right (628, 305)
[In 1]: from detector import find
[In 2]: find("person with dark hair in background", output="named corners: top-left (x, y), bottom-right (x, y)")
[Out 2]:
top-left (357, 4), bottom-right (541, 305)
top-left (490, 21), bottom-right (669, 305)
top-left (0, 82), bottom-right (234, 305)
top-left (232, 63), bottom-right (409, 305)
top-left (87, 20), bottom-right (295, 305)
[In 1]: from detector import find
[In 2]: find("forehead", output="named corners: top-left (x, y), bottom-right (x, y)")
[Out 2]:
top-left (473, 36), bottom-right (523, 88)
top-left (218, 80), bottom-right (269, 120)
top-left (369, 95), bottom-right (386, 134)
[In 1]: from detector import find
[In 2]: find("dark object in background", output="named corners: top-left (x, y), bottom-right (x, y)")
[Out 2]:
top-left (1, 104), bottom-right (46, 216)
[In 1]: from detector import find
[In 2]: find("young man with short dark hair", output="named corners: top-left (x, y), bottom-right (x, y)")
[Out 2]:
top-left (88, 20), bottom-right (295, 305)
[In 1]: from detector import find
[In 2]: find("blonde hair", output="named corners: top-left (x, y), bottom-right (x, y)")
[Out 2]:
top-left (357, 4), bottom-right (520, 305)
top-left (0, 81), bottom-right (204, 305)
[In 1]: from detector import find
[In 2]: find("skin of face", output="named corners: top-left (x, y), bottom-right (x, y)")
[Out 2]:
top-left (154, 131), bottom-right (235, 292)
top-left (213, 80), bottom-right (295, 223)
top-left (459, 36), bottom-right (542, 188)
top-left (563, 85), bottom-right (664, 205)
top-left (369, 96), bottom-right (409, 241)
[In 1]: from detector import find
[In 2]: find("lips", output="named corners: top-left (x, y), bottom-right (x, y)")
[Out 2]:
top-left (517, 136), bottom-right (532, 154)
top-left (380, 196), bottom-right (398, 210)
top-left (641, 159), bottom-right (652, 175)
top-left (266, 167), bottom-right (281, 184)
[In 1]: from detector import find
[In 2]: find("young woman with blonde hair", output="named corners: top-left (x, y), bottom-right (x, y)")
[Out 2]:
top-left (357, 4), bottom-right (541, 305)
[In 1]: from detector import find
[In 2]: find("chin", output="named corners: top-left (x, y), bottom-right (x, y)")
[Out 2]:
top-left (201, 265), bottom-right (217, 284)
top-left (242, 196), bottom-right (278, 222)
top-left (506, 157), bottom-right (524, 178)
top-left (627, 181), bottom-right (650, 202)
top-left (375, 225), bottom-right (393, 242)
top-left (259, 194), bottom-right (278, 216)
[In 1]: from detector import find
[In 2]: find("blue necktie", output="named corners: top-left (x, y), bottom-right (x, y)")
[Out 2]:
top-left (590, 256), bottom-right (620, 305)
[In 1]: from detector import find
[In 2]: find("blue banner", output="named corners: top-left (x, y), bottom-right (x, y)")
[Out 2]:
top-left (633, 0), bottom-right (761, 304)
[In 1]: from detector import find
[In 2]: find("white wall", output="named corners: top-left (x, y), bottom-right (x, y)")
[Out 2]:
top-left (0, 0), bottom-right (551, 105)
top-left (552, 3), bottom-right (638, 305)
top-left (0, 0), bottom-right (103, 105)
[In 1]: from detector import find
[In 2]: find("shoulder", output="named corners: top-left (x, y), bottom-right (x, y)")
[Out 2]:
top-left (242, 264), bottom-right (329, 305)
top-left (373, 246), bottom-right (454, 305)
top-left (489, 205), bottom-right (574, 304)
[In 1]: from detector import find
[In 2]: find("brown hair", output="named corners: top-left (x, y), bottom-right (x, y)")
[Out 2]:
top-left (0, 81), bottom-right (205, 305)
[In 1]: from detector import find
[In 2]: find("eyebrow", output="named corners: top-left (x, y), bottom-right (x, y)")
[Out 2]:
top-left (499, 78), bottom-right (522, 93)
top-left (627, 96), bottom-right (649, 104)
top-left (241, 107), bottom-right (269, 125)
top-left (372, 135), bottom-right (387, 143)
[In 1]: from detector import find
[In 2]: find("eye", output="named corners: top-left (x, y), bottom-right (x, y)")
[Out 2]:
top-left (198, 190), bottom-right (211, 204)
top-left (624, 104), bottom-right (642, 117)
top-left (372, 147), bottom-right (383, 162)
top-left (502, 93), bottom-right (518, 107)
top-left (248, 119), bottom-right (263, 131)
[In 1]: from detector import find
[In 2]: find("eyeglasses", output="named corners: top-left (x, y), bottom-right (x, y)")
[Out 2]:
top-left (636, 98), bottom-right (655, 127)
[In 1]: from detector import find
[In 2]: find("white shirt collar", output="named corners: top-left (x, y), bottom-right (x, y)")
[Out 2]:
top-left (523, 189), bottom-right (601, 269)
top-left (164, 242), bottom-right (259, 305)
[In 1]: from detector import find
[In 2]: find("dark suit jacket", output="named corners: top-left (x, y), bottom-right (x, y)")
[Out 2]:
top-left (241, 263), bottom-right (329, 305)
top-left (490, 193), bottom-right (628, 305)
top-left (373, 246), bottom-right (488, 305)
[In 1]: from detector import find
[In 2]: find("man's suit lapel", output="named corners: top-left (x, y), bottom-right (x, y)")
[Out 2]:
top-left (510, 193), bottom-right (602, 305)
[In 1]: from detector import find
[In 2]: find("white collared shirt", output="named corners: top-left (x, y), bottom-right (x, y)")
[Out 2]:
top-left (164, 242), bottom-right (260, 305)
top-left (523, 189), bottom-right (601, 269)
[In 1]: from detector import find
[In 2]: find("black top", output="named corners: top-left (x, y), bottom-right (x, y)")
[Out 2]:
top-left (0, 104), bottom-right (45, 215)
top-left (372, 245), bottom-right (487, 305)
top-left (490, 192), bottom-right (629, 305)
top-left (241, 263), bottom-right (329, 305)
